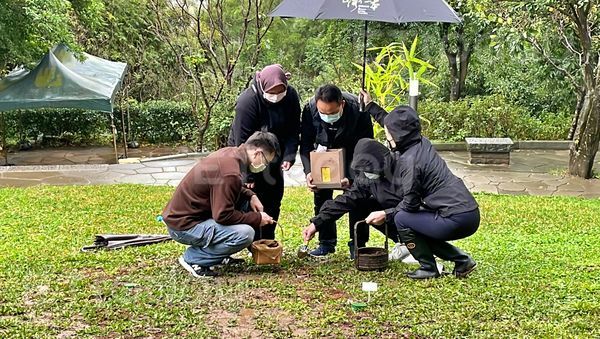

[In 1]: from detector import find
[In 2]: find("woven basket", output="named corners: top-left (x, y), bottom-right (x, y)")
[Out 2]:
top-left (354, 220), bottom-right (389, 271)
top-left (250, 239), bottom-right (283, 265)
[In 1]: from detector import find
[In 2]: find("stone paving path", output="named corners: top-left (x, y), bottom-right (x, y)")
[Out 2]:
top-left (1, 149), bottom-right (600, 198)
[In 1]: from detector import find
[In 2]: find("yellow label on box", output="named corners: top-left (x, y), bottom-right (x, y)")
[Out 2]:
top-left (321, 167), bottom-right (331, 182)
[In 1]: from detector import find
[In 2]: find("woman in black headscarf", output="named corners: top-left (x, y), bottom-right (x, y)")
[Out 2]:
top-left (362, 90), bottom-right (480, 280)
top-left (228, 64), bottom-right (301, 240)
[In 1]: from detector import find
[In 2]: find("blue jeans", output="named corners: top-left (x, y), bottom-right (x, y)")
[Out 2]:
top-left (167, 219), bottom-right (255, 267)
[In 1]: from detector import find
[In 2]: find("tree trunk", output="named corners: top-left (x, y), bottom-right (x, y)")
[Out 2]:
top-left (568, 88), bottom-right (600, 178)
top-left (442, 23), bottom-right (471, 101)
top-left (568, 88), bottom-right (586, 140)
top-left (441, 24), bottom-right (460, 101)
top-left (458, 48), bottom-right (471, 100)
top-left (449, 57), bottom-right (460, 101)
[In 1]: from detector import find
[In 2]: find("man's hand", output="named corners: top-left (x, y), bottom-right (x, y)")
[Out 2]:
top-left (281, 161), bottom-right (292, 171)
top-left (306, 172), bottom-right (318, 192)
top-left (260, 212), bottom-right (275, 227)
top-left (249, 195), bottom-right (264, 212)
top-left (365, 210), bottom-right (386, 225)
top-left (340, 177), bottom-right (351, 189)
top-left (302, 223), bottom-right (317, 243)
top-left (359, 89), bottom-right (373, 106)
top-left (245, 182), bottom-right (255, 189)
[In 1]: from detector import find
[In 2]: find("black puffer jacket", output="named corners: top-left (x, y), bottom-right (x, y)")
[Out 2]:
top-left (300, 93), bottom-right (373, 179)
top-left (227, 76), bottom-right (301, 164)
top-left (311, 138), bottom-right (404, 231)
top-left (368, 102), bottom-right (478, 217)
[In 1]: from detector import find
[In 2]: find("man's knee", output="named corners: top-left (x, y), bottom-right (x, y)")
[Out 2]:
top-left (236, 225), bottom-right (255, 247)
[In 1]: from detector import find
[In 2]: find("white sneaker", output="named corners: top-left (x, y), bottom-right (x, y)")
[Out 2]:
top-left (389, 243), bottom-right (411, 261)
top-left (402, 254), bottom-right (419, 264)
top-left (178, 256), bottom-right (218, 278)
top-left (436, 262), bottom-right (444, 274)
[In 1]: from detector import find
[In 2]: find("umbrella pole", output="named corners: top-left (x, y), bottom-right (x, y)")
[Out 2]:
top-left (110, 112), bottom-right (118, 163)
top-left (360, 20), bottom-right (368, 112)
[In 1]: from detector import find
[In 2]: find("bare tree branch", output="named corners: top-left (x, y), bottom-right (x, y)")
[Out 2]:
top-left (526, 36), bottom-right (580, 89)
top-left (557, 19), bottom-right (583, 62)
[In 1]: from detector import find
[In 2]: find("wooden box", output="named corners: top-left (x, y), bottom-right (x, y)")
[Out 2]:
top-left (310, 149), bottom-right (345, 189)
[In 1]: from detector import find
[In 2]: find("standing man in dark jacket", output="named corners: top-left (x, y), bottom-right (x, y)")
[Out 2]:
top-left (300, 84), bottom-right (374, 257)
top-left (228, 64), bottom-right (301, 241)
top-left (362, 90), bottom-right (480, 280)
top-left (163, 131), bottom-right (278, 278)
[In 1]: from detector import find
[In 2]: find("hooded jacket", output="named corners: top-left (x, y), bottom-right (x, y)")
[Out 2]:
top-left (367, 102), bottom-right (478, 217)
top-left (227, 75), bottom-right (301, 164)
top-left (310, 138), bottom-right (404, 231)
top-left (300, 93), bottom-right (374, 179)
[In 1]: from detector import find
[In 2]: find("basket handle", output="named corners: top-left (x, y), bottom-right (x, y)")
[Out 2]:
top-left (258, 220), bottom-right (284, 244)
top-left (353, 219), bottom-right (390, 262)
top-left (353, 220), bottom-right (366, 266)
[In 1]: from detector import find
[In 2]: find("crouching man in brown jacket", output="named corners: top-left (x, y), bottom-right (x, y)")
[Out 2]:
top-left (162, 131), bottom-right (278, 277)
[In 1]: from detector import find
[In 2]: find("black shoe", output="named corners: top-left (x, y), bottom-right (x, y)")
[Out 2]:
top-left (407, 268), bottom-right (441, 280)
top-left (219, 257), bottom-right (246, 266)
top-left (426, 239), bottom-right (477, 278)
top-left (309, 244), bottom-right (336, 257)
top-left (178, 256), bottom-right (219, 278)
top-left (453, 257), bottom-right (477, 278)
top-left (397, 228), bottom-right (440, 280)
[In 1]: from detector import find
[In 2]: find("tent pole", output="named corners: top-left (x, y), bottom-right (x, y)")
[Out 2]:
top-left (360, 20), bottom-right (368, 112)
top-left (110, 112), bottom-right (118, 163)
top-left (120, 99), bottom-right (128, 159)
top-left (0, 112), bottom-right (7, 166)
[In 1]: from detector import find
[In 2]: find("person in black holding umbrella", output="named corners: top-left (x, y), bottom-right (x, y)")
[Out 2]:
top-left (300, 84), bottom-right (374, 257)
top-left (361, 90), bottom-right (480, 279)
top-left (228, 64), bottom-right (301, 241)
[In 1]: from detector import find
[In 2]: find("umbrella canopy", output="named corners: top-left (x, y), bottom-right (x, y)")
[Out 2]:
top-left (270, 0), bottom-right (461, 24)
top-left (270, 0), bottom-right (462, 104)
top-left (0, 44), bottom-right (127, 113)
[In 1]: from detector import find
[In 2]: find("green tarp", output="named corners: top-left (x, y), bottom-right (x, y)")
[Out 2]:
top-left (0, 44), bottom-right (127, 113)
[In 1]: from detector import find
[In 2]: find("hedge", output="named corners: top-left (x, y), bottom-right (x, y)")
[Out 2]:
top-left (0, 95), bottom-right (571, 150)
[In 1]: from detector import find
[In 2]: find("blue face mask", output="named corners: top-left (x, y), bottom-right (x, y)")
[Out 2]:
top-left (319, 107), bottom-right (343, 124)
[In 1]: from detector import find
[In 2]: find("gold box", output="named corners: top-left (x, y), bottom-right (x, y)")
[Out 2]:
top-left (310, 149), bottom-right (345, 189)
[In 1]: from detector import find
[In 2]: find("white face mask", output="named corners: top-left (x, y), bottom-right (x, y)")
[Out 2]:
top-left (263, 91), bottom-right (286, 103)
top-left (319, 107), bottom-right (343, 124)
top-left (249, 162), bottom-right (267, 173)
top-left (249, 151), bottom-right (268, 173)
top-left (364, 172), bottom-right (380, 180)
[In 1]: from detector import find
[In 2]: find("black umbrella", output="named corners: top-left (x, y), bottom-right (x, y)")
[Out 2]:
top-left (270, 0), bottom-right (461, 108)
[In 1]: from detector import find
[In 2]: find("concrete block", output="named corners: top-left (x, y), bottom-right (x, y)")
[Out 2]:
top-left (465, 138), bottom-right (514, 153)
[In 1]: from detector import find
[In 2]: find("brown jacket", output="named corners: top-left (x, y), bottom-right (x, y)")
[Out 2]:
top-left (162, 146), bottom-right (261, 231)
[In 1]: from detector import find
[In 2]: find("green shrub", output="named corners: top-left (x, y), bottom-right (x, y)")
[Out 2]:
top-left (2, 108), bottom-right (112, 146)
top-left (123, 100), bottom-right (198, 144)
top-left (0, 95), bottom-right (571, 149)
top-left (1, 101), bottom-right (200, 147)
top-left (420, 95), bottom-right (571, 141)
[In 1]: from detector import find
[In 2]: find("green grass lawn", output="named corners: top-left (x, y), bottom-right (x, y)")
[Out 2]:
top-left (0, 185), bottom-right (598, 338)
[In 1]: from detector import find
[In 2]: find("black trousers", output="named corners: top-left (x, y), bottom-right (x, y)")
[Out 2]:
top-left (314, 190), bottom-right (398, 247)
top-left (249, 162), bottom-right (284, 241)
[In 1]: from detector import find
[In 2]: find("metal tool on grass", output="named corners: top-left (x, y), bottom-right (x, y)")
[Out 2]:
top-left (297, 239), bottom-right (310, 259)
